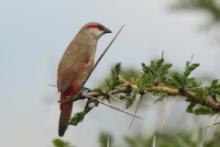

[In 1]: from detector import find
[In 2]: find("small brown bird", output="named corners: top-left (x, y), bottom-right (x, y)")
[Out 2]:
top-left (57, 22), bottom-right (112, 136)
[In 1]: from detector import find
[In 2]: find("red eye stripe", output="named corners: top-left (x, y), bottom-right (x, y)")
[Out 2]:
top-left (86, 24), bottom-right (105, 31)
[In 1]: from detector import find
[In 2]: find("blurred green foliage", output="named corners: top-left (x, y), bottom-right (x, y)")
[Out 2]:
top-left (173, 0), bottom-right (220, 23)
top-left (120, 131), bottom-right (220, 147)
top-left (99, 132), bottom-right (114, 147)
top-left (53, 138), bottom-right (75, 147)
top-left (53, 130), bottom-right (220, 147)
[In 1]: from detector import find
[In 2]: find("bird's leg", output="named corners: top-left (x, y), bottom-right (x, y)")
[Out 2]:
top-left (106, 95), bottom-right (111, 104)
top-left (81, 87), bottom-right (92, 92)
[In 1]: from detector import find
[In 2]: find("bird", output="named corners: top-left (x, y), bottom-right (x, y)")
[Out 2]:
top-left (57, 22), bottom-right (112, 136)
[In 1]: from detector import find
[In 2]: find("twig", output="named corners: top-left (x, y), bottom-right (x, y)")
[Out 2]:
top-left (60, 83), bottom-right (220, 113)
top-left (48, 84), bottom-right (56, 87)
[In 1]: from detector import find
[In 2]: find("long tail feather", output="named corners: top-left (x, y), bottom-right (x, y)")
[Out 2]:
top-left (58, 87), bottom-right (76, 137)
top-left (59, 103), bottom-right (73, 136)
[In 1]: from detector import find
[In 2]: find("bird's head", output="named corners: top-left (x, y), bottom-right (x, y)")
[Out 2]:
top-left (83, 22), bottom-right (112, 39)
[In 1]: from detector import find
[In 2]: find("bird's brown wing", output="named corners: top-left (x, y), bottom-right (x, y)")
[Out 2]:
top-left (57, 68), bottom-right (76, 92)
top-left (57, 45), bottom-right (93, 92)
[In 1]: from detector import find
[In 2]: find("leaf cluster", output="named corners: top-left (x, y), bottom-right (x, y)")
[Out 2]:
top-left (69, 57), bottom-right (220, 126)
top-left (140, 58), bottom-right (172, 88)
top-left (69, 99), bottom-right (99, 126)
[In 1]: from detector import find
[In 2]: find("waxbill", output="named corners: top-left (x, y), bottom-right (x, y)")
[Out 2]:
top-left (57, 22), bottom-right (112, 136)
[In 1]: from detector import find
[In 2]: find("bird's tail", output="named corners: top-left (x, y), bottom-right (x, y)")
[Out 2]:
top-left (58, 88), bottom-right (75, 137)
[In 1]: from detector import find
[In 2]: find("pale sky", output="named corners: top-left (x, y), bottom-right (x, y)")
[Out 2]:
top-left (0, 0), bottom-right (220, 147)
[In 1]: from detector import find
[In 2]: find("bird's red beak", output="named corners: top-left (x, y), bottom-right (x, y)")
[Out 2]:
top-left (104, 27), bottom-right (112, 34)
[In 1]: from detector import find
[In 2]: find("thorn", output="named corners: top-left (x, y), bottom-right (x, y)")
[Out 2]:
top-left (203, 121), bottom-right (220, 130)
top-left (128, 94), bottom-right (142, 129)
top-left (109, 94), bottom-right (122, 102)
top-left (160, 96), bottom-right (169, 131)
top-left (107, 136), bottom-right (110, 147)
top-left (146, 93), bottom-right (157, 101)
top-left (82, 92), bottom-right (142, 119)
top-left (153, 97), bottom-right (162, 104)
top-left (201, 114), bottom-right (220, 146)
top-left (48, 84), bottom-right (56, 87)
top-left (189, 54), bottom-right (194, 64)
top-left (152, 135), bottom-right (156, 147)
top-left (161, 51), bottom-right (164, 59)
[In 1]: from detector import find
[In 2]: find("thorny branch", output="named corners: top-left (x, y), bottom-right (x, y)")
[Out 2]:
top-left (60, 83), bottom-right (220, 112)
top-left (57, 57), bottom-right (220, 126)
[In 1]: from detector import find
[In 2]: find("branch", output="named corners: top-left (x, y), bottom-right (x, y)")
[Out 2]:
top-left (59, 57), bottom-right (220, 126)
top-left (61, 83), bottom-right (220, 112)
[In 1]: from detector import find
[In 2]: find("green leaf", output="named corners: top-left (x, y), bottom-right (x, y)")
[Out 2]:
top-left (140, 58), bottom-right (172, 88)
top-left (194, 88), bottom-right (209, 102)
top-left (184, 62), bottom-right (200, 78)
top-left (125, 90), bottom-right (138, 109)
top-left (53, 139), bottom-right (74, 147)
top-left (171, 72), bottom-right (184, 87)
top-left (186, 103), bottom-right (196, 113)
top-left (186, 77), bottom-right (200, 88)
top-left (69, 112), bottom-right (85, 126)
top-left (194, 106), bottom-right (215, 115)
top-left (69, 99), bottom-right (99, 126)
top-left (105, 62), bottom-right (124, 90)
top-left (207, 79), bottom-right (220, 100)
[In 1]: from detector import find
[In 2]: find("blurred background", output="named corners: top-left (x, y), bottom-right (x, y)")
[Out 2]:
top-left (1, 0), bottom-right (220, 146)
